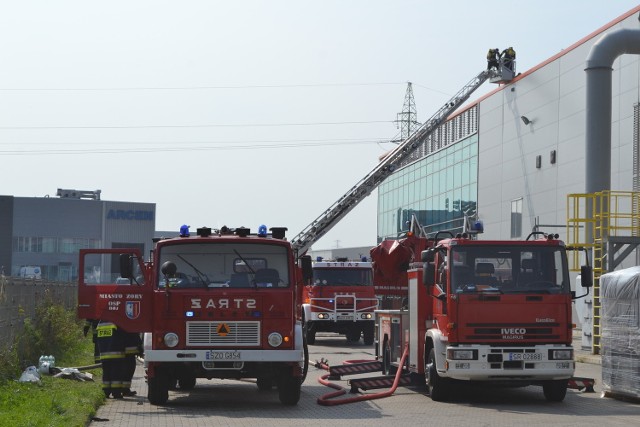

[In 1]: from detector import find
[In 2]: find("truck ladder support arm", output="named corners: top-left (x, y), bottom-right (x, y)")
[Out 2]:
top-left (291, 71), bottom-right (490, 255)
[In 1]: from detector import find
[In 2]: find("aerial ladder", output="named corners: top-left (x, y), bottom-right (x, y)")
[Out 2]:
top-left (291, 69), bottom-right (504, 256)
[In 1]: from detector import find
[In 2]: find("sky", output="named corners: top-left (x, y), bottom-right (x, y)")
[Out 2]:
top-left (1, 1), bottom-right (639, 250)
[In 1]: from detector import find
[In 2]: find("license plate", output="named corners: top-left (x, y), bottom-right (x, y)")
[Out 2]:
top-left (508, 352), bottom-right (542, 361)
top-left (207, 350), bottom-right (241, 360)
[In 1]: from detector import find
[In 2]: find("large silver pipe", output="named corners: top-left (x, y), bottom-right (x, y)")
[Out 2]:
top-left (584, 28), bottom-right (640, 245)
top-left (585, 28), bottom-right (640, 194)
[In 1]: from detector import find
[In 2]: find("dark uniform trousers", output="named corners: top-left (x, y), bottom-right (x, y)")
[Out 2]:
top-left (96, 321), bottom-right (127, 398)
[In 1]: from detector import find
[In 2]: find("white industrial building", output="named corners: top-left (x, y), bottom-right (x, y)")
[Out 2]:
top-left (376, 5), bottom-right (640, 353)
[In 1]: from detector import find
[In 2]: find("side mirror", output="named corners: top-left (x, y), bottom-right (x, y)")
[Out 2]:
top-left (119, 254), bottom-right (133, 279)
top-left (161, 261), bottom-right (177, 277)
top-left (580, 265), bottom-right (593, 288)
top-left (300, 255), bottom-right (313, 281)
top-left (421, 249), bottom-right (434, 263)
top-left (423, 263), bottom-right (435, 286)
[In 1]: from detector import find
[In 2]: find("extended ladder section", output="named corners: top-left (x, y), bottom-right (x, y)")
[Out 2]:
top-left (291, 70), bottom-right (492, 255)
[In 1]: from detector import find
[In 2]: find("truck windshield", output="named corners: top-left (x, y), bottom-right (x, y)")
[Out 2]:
top-left (450, 245), bottom-right (570, 294)
top-left (157, 242), bottom-right (290, 289)
top-left (312, 268), bottom-right (373, 286)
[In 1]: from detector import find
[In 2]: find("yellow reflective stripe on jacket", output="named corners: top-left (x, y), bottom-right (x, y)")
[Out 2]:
top-left (99, 351), bottom-right (125, 360)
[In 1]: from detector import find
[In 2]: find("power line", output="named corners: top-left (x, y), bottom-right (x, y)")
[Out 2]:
top-left (0, 120), bottom-right (392, 130)
top-left (0, 82), bottom-right (406, 92)
top-left (0, 137), bottom-right (387, 146)
top-left (0, 138), bottom-right (397, 156)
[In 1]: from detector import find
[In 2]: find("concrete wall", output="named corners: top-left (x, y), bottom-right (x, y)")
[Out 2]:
top-left (0, 275), bottom-right (76, 347)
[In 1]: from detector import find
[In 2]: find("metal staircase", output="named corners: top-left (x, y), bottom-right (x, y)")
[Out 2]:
top-left (567, 190), bottom-right (640, 354)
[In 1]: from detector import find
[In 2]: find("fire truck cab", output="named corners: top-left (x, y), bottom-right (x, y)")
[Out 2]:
top-left (77, 225), bottom-right (312, 406)
top-left (302, 258), bottom-right (378, 345)
top-left (376, 231), bottom-right (592, 402)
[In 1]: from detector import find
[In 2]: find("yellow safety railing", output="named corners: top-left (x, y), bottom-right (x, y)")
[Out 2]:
top-left (566, 190), bottom-right (640, 354)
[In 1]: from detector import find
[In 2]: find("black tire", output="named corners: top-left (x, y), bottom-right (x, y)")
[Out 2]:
top-left (363, 322), bottom-right (375, 346)
top-left (543, 379), bottom-right (568, 402)
top-left (177, 375), bottom-right (196, 390)
top-left (425, 348), bottom-right (450, 402)
top-left (301, 338), bottom-right (309, 384)
top-left (256, 376), bottom-right (274, 391)
top-left (346, 327), bottom-right (361, 342)
top-left (277, 375), bottom-right (301, 405)
top-left (304, 320), bottom-right (316, 345)
top-left (148, 372), bottom-right (169, 405)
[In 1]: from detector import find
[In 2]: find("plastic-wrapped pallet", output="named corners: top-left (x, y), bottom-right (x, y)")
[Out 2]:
top-left (600, 266), bottom-right (640, 400)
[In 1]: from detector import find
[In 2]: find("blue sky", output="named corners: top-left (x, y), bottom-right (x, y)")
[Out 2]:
top-left (1, 1), bottom-right (639, 249)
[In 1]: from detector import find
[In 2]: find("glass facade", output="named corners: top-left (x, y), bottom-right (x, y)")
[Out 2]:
top-left (11, 236), bottom-right (101, 281)
top-left (377, 134), bottom-right (478, 241)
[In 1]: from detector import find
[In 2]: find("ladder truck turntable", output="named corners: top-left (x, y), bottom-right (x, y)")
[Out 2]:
top-left (77, 225), bottom-right (313, 406)
top-left (302, 258), bottom-right (378, 345)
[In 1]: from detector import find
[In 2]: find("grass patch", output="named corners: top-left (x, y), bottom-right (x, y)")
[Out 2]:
top-left (0, 290), bottom-right (106, 426)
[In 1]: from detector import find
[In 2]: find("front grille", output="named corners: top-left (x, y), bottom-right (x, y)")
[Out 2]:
top-left (186, 321), bottom-right (260, 346)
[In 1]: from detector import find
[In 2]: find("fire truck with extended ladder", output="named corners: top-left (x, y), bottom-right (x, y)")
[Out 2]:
top-left (75, 64), bottom-right (512, 406)
top-left (77, 225), bottom-right (312, 406)
top-left (302, 258), bottom-right (378, 345)
top-left (288, 61), bottom-right (594, 403)
top-left (373, 218), bottom-right (593, 402)
top-left (290, 68), bottom-right (506, 343)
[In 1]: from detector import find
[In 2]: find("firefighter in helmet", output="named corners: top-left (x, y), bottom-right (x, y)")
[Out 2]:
top-left (501, 46), bottom-right (516, 72)
top-left (487, 48), bottom-right (500, 71)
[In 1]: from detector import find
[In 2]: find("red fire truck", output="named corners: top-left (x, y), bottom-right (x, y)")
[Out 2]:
top-left (375, 231), bottom-right (592, 402)
top-left (302, 258), bottom-right (378, 345)
top-left (77, 225), bottom-right (312, 406)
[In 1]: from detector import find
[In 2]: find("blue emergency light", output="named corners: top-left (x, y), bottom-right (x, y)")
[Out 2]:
top-left (180, 224), bottom-right (190, 237)
top-left (258, 224), bottom-right (267, 237)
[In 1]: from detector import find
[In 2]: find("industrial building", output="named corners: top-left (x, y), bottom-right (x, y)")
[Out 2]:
top-left (0, 189), bottom-right (155, 281)
top-left (378, 6), bottom-right (640, 248)
top-left (375, 6), bottom-right (640, 353)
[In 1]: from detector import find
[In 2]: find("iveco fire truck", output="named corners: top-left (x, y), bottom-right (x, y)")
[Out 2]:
top-left (375, 230), bottom-right (592, 402)
top-left (77, 225), bottom-right (312, 406)
top-left (302, 258), bottom-right (378, 345)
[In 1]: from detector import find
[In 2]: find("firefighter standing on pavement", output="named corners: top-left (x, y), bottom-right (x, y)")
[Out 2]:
top-left (96, 320), bottom-right (127, 399)
top-left (123, 332), bottom-right (143, 396)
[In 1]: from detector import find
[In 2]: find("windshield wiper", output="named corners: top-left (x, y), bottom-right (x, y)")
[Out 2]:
top-left (177, 254), bottom-right (208, 287)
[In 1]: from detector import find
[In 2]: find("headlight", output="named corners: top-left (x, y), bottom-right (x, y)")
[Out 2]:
top-left (447, 349), bottom-right (477, 360)
top-left (317, 313), bottom-right (329, 319)
top-left (164, 332), bottom-right (179, 348)
top-left (361, 313), bottom-right (373, 319)
top-left (549, 349), bottom-right (573, 360)
top-left (268, 332), bottom-right (283, 347)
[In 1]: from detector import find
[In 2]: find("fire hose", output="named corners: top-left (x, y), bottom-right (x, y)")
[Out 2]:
top-left (316, 343), bottom-right (409, 406)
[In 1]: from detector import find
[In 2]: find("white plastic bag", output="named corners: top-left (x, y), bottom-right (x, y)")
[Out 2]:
top-left (18, 366), bottom-right (41, 383)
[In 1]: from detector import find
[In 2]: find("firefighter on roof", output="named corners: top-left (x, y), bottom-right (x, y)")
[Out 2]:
top-left (487, 48), bottom-right (500, 71)
top-left (501, 47), bottom-right (516, 72)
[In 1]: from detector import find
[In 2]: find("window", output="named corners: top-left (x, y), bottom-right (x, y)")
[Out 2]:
top-left (511, 198), bottom-right (523, 238)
